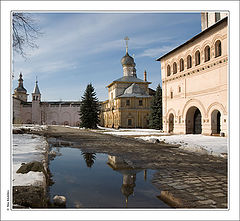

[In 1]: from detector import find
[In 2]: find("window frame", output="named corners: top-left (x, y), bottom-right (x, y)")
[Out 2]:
top-left (195, 50), bottom-right (201, 66)
top-left (173, 62), bottom-right (177, 74)
top-left (187, 55), bottom-right (192, 69)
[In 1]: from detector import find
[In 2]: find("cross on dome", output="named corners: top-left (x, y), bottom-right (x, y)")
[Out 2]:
top-left (124, 36), bottom-right (129, 53)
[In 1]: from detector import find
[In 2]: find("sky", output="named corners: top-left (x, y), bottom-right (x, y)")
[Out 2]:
top-left (12, 12), bottom-right (201, 102)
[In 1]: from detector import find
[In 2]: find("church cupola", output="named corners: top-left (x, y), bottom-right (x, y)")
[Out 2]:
top-left (13, 73), bottom-right (28, 102)
top-left (32, 78), bottom-right (41, 102)
top-left (121, 37), bottom-right (137, 77)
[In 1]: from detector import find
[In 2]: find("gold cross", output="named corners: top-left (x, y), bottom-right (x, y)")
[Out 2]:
top-left (124, 36), bottom-right (129, 53)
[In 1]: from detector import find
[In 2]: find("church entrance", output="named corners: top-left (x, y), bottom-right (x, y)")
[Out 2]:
top-left (168, 113), bottom-right (174, 133)
top-left (211, 110), bottom-right (221, 134)
top-left (186, 106), bottom-right (202, 134)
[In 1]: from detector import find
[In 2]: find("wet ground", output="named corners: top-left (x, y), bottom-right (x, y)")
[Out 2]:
top-left (35, 126), bottom-right (228, 208)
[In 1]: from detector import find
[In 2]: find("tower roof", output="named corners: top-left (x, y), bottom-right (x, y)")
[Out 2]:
top-left (14, 73), bottom-right (27, 93)
top-left (121, 52), bottom-right (135, 66)
top-left (33, 81), bottom-right (41, 94)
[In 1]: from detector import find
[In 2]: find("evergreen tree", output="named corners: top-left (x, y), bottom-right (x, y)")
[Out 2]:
top-left (79, 83), bottom-right (100, 129)
top-left (149, 84), bottom-right (162, 130)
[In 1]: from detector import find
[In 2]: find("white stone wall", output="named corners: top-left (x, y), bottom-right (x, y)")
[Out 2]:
top-left (19, 103), bottom-right (80, 126)
top-left (13, 98), bottom-right (22, 123)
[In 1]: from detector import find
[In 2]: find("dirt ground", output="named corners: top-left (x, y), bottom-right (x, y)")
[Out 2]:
top-left (32, 126), bottom-right (227, 208)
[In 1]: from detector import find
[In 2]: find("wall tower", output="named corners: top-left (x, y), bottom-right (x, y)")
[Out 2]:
top-left (31, 79), bottom-right (41, 124)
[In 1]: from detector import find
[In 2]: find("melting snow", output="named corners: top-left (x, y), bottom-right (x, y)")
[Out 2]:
top-left (96, 127), bottom-right (228, 158)
top-left (13, 134), bottom-right (48, 186)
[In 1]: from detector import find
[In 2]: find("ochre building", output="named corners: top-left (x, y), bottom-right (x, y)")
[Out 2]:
top-left (157, 12), bottom-right (228, 136)
top-left (100, 46), bottom-right (154, 129)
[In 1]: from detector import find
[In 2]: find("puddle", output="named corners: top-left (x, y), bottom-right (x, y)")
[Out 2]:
top-left (48, 144), bottom-right (169, 208)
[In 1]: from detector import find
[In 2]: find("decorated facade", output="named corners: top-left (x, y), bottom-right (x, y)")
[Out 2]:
top-left (157, 13), bottom-right (228, 136)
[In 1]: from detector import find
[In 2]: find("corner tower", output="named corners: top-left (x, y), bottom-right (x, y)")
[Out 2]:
top-left (13, 73), bottom-right (28, 102)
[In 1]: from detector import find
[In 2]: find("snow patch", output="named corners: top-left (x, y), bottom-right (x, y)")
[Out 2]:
top-left (96, 127), bottom-right (228, 158)
top-left (13, 124), bottom-right (48, 132)
top-left (13, 134), bottom-right (48, 186)
top-left (138, 134), bottom-right (228, 158)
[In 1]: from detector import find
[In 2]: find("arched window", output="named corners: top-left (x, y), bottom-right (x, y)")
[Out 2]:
top-left (167, 65), bottom-right (171, 76)
top-left (204, 45), bottom-right (210, 62)
top-left (195, 50), bottom-right (200, 66)
top-left (215, 40), bottom-right (222, 57)
top-left (187, 55), bottom-right (192, 69)
top-left (173, 62), bottom-right (177, 74)
top-left (180, 58), bottom-right (184, 72)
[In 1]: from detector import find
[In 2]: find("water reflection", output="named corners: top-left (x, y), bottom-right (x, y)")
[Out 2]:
top-left (107, 155), bottom-right (143, 207)
top-left (81, 152), bottom-right (96, 168)
top-left (48, 146), bottom-right (169, 208)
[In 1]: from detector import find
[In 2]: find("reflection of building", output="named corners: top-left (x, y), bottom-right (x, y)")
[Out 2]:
top-left (157, 13), bottom-right (228, 136)
top-left (13, 73), bottom-right (81, 126)
top-left (100, 39), bottom-right (154, 129)
top-left (107, 155), bottom-right (142, 206)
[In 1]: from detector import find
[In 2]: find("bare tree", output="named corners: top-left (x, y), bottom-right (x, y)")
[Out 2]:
top-left (12, 12), bottom-right (42, 57)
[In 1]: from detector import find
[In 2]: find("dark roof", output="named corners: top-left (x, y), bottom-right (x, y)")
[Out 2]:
top-left (114, 76), bottom-right (146, 83)
top-left (42, 101), bottom-right (81, 105)
top-left (148, 88), bottom-right (156, 96)
top-left (14, 86), bottom-right (27, 93)
top-left (156, 16), bottom-right (228, 61)
top-left (33, 82), bottom-right (41, 94)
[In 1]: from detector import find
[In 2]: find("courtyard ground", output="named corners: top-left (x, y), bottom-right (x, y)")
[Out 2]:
top-left (95, 126), bottom-right (228, 158)
top-left (31, 125), bottom-right (228, 209)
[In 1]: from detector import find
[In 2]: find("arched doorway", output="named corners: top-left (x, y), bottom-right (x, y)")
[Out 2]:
top-left (169, 113), bottom-right (174, 133)
top-left (211, 110), bottom-right (221, 134)
top-left (186, 106), bottom-right (202, 134)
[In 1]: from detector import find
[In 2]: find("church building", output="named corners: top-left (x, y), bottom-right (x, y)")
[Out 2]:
top-left (157, 12), bottom-right (228, 136)
top-left (100, 38), bottom-right (154, 128)
top-left (13, 73), bottom-right (81, 126)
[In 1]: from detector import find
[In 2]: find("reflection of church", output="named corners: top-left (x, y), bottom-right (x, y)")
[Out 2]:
top-left (107, 155), bottom-right (145, 207)
top-left (100, 38), bottom-right (155, 129)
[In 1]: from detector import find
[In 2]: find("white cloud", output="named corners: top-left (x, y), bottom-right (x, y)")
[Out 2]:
top-left (137, 45), bottom-right (176, 58)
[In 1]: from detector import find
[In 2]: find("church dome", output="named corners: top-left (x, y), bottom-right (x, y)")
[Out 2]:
top-left (15, 86), bottom-right (27, 93)
top-left (121, 52), bottom-right (135, 66)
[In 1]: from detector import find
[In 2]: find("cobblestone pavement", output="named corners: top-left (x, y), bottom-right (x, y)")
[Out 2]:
top-left (37, 126), bottom-right (228, 209)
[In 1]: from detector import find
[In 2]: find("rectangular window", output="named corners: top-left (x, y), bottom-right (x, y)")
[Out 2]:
top-left (128, 119), bottom-right (132, 126)
top-left (170, 91), bottom-right (173, 99)
top-left (111, 92), bottom-right (113, 100)
top-left (126, 100), bottom-right (130, 106)
top-left (139, 100), bottom-right (143, 106)
top-left (178, 86), bottom-right (181, 93)
top-left (215, 12), bottom-right (220, 22)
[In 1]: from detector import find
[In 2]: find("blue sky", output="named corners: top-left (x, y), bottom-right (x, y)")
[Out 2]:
top-left (13, 12), bottom-right (201, 101)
